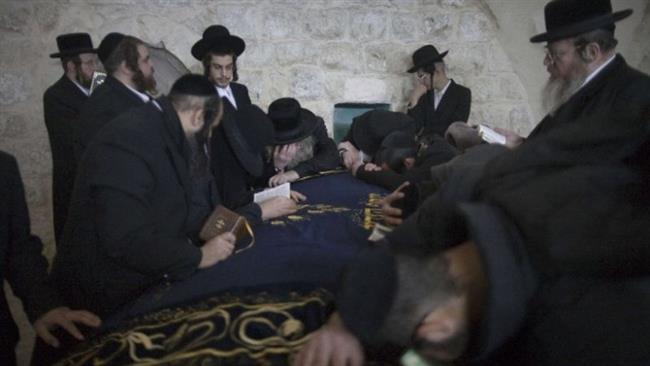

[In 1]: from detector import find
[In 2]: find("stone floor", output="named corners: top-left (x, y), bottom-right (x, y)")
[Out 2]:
top-left (5, 282), bottom-right (34, 366)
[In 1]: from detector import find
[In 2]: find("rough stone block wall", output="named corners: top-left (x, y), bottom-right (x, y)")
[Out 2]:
top-left (1, 0), bottom-right (648, 364)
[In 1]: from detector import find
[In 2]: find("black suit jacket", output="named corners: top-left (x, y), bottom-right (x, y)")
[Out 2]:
top-left (75, 76), bottom-right (146, 162)
top-left (208, 82), bottom-right (262, 223)
top-left (408, 80), bottom-right (471, 137)
top-left (43, 76), bottom-right (89, 246)
top-left (51, 98), bottom-right (204, 317)
top-left (1, 151), bottom-right (61, 353)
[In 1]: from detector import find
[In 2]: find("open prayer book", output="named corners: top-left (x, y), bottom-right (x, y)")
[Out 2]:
top-left (478, 124), bottom-right (507, 145)
top-left (253, 182), bottom-right (291, 204)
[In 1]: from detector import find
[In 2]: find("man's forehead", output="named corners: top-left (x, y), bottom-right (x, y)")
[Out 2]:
top-left (78, 53), bottom-right (96, 61)
top-left (211, 54), bottom-right (234, 66)
top-left (137, 44), bottom-right (149, 57)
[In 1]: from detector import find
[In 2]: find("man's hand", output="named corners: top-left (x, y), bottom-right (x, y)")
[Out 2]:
top-left (493, 127), bottom-right (525, 149)
top-left (290, 190), bottom-right (307, 202)
top-left (407, 83), bottom-right (428, 109)
top-left (260, 196), bottom-right (298, 220)
top-left (269, 170), bottom-right (300, 187)
top-left (34, 307), bottom-right (101, 348)
top-left (199, 232), bottom-right (236, 268)
top-left (363, 163), bottom-right (382, 172)
top-left (338, 141), bottom-right (361, 172)
top-left (380, 182), bottom-right (410, 226)
top-left (293, 313), bottom-right (364, 366)
top-left (274, 144), bottom-right (298, 171)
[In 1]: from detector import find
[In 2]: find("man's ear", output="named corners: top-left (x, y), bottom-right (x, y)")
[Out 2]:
top-left (64, 59), bottom-right (77, 75)
top-left (404, 157), bottom-right (416, 170)
top-left (191, 108), bottom-right (205, 129)
top-left (414, 298), bottom-right (465, 344)
top-left (581, 42), bottom-right (600, 63)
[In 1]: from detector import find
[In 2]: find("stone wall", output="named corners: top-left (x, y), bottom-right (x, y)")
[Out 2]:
top-left (0, 0), bottom-right (648, 364)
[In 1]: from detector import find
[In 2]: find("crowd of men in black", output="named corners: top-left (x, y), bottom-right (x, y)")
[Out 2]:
top-left (1, 0), bottom-right (649, 364)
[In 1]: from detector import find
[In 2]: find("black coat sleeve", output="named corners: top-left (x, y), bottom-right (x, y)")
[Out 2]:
top-left (407, 92), bottom-right (431, 133)
top-left (2, 153), bottom-right (62, 322)
top-left (292, 119), bottom-right (340, 177)
top-left (89, 144), bottom-right (201, 280)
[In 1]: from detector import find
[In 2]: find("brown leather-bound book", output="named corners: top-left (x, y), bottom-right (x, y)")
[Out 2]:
top-left (199, 205), bottom-right (254, 253)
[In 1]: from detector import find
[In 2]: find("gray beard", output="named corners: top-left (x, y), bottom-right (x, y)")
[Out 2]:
top-left (542, 74), bottom-right (585, 116)
top-left (286, 136), bottom-right (316, 170)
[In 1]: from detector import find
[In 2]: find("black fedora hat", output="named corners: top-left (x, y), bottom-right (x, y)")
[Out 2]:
top-left (191, 25), bottom-right (246, 61)
top-left (530, 0), bottom-right (632, 43)
top-left (267, 98), bottom-right (319, 145)
top-left (49, 33), bottom-right (97, 58)
top-left (97, 32), bottom-right (126, 64)
top-left (407, 45), bottom-right (448, 73)
top-left (223, 104), bottom-right (274, 177)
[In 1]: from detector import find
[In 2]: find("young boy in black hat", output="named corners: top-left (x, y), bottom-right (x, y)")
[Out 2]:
top-left (406, 44), bottom-right (471, 139)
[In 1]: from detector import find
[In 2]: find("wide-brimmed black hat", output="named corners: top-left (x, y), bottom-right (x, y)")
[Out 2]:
top-left (530, 0), bottom-right (632, 43)
top-left (97, 32), bottom-right (126, 64)
top-left (191, 25), bottom-right (246, 61)
top-left (223, 104), bottom-right (274, 177)
top-left (267, 98), bottom-right (319, 145)
top-left (49, 33), bottom-right (97, 58)
top-left (350, 110), bottom-right (416, 157)
top-left (407, 45), bottom-right (448, 73)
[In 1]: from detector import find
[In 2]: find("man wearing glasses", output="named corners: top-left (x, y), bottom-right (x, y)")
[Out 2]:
top-left (43, 33), bottom-right (99, 248)
top-left (496, 0), bottom-right (649, 148)
top-left (406, 44), bottom-right (471, 139)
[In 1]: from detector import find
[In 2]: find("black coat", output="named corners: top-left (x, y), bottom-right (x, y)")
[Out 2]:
top-left (221, 82), bottom-right (252, 115)
top-left (51, 99), bottom-right (205, 317)
top-left (74, 76), bottom-right (146, 162)
top-left (257, 117), bottom-right (340, 186)
top-left (0, 151), bottom-right (61, 354)
top-left (43, 76), bottom-right (89, 246)
top-left (208, 82), bottom-right (262, 223)
top-left (408, 80), bottom-right (471, 137)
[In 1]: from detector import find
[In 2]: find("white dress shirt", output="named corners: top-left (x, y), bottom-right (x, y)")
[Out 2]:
top-left (216, 85), bottom-right (237, 110)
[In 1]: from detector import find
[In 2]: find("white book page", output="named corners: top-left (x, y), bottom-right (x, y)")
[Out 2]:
top-left (253, 182), bottom-right (291, 204)
top-left (478, 125), bottom-right (507, 145)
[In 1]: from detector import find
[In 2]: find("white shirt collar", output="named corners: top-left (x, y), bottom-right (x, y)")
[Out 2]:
top-left (215, 84), bottom-right (237, 109)
top-left (581, 54), bottom-right (616, 89)
top-left (71, 79), bottom-right (90, 96)
top-left (434, 79), bottom-right (452, 109)
top-left (123, 83), bottom-right (152, 103)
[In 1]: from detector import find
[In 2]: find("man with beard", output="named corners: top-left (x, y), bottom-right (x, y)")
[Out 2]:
top-left (50, 75), bottom-right (236, 321)
top-left (293, 0), bottom-right (650, 365)
top-left (259, 97), bottom-right (339, 187)
top-left (43, 33), bottom-right (99, 247)
top-left (75, 33), bottom-right (157, 161)
top-left (495, 0), bottom-right (649, 148)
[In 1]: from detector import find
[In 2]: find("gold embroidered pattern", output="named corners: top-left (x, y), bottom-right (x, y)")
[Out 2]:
top-left (57, 290), bottom-right (333, 365)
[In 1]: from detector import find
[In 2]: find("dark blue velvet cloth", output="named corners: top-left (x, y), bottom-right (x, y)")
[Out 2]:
top-left (104, 172), bottom-right (386, 329)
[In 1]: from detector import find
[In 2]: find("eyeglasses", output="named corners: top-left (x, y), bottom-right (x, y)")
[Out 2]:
top-left (544, 42), bottom-right (585, 63)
